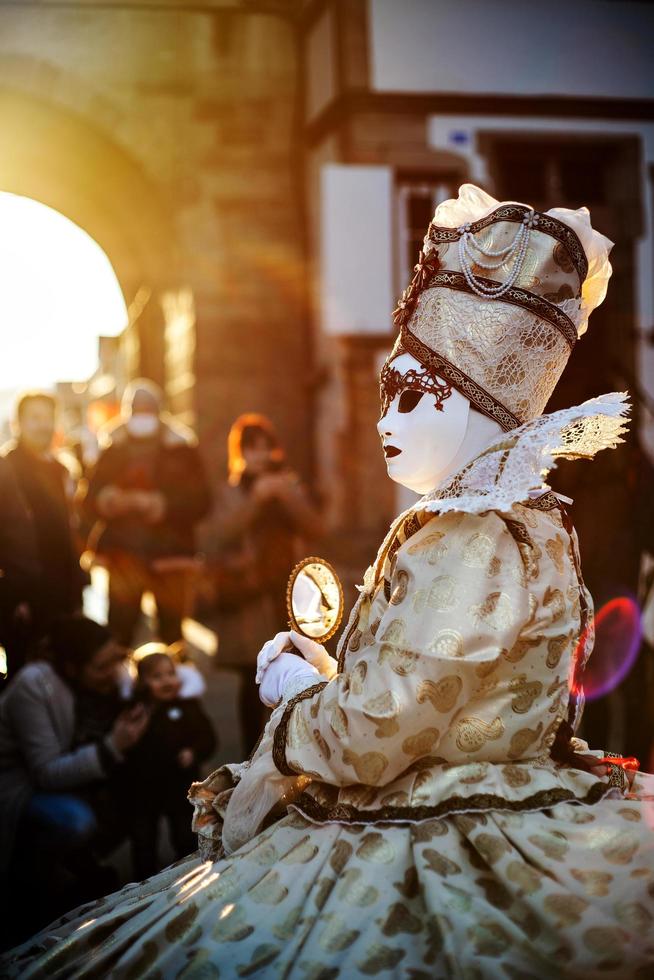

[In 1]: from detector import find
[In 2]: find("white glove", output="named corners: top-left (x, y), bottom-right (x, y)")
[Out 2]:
top-left (258, 652), bottom-right (321, 707)
top-left (256, 632), bottom-right (293, 684)
top-left (288, 630), bottom-right (338, 680)
top-left (256, 630), bottom-right (338, 684)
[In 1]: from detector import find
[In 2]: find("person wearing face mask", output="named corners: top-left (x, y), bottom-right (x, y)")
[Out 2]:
top-left (82, 380), bottom-right (212, 647)
top-left (7, 186), bottom-right (654, 979)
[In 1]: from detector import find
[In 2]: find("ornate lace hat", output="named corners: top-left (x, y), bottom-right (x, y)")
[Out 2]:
top-left (391, 183), bottom-right (614, 431)
top-left (386, 184), bottom-right (629, 515)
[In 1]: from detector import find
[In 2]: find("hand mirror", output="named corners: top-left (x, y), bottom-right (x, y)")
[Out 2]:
top-left (286, 557), bottom-right (344, 644)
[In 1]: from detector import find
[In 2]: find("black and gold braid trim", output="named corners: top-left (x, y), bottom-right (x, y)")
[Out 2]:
top-left (422, 270), bottom-right (578, 350)
top-left (272, 682), bottom-right (329, 776)
top-left (290, 781), bottom-right (610, 825)
top-left (559, 505), bottom-right (591, 732)
top-left (527, 491), bottom-right (562, 512)
top-left (337, 608), bottom-right (361, 672)
top-left (606, 763), bottom-right (628, 791)
top-left (504, 518), bottom-right (535, 550)
top-left (401, 325), bottom-right (522, 432)
top-left (428, 203), bottom-right (588, 285)
top-left (382, 511), bottom-right (433, 604)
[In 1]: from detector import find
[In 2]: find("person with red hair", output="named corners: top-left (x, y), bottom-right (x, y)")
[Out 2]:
top-left (208, 413), bottom-right (322, 753)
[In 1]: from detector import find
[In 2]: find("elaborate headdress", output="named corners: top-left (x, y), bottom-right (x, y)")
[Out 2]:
top-left (391, 183), bottom-right (614, 431)
top-left (387, 184), bottom-right (629, 511)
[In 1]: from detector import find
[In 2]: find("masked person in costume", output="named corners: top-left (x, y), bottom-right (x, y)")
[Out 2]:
top-left (4, 185), bottom-right (654, 978)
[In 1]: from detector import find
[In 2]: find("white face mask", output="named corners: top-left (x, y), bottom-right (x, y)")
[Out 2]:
top-left (377, 352), bottom-right (470, 494)
top-left (127, 413), bottom-right (159, 439)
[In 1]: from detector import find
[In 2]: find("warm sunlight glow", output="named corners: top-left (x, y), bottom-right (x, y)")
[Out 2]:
top-left (0, 192), bottom-right (127, 397)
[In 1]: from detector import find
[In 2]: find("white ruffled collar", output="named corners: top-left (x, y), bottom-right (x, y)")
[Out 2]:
top-left (358, 392), bottom-right (627, 599)
top-left (415, 392), bottom-right (629, 517)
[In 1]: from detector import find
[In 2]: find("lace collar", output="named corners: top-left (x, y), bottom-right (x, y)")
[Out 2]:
top-left (358, 392), bottom-right (628, 599)
top-left (416, 392), bottom-right (629, 517)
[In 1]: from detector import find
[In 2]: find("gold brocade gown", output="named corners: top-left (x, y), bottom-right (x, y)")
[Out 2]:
top-left (4, 493), bottom-right (654, 979)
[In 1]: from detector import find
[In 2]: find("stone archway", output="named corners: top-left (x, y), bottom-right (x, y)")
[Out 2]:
top-left (0, 87), bottom-right (176, 387)
top-left (0, 15), bottom-right (312, 488)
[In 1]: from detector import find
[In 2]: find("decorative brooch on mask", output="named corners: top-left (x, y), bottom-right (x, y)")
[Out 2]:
top-left (380, 360), bottom-right (452, 417)
top-left (392, 245), bottom-right (441, 328)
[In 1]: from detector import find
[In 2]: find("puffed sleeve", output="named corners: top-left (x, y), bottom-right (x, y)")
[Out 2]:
top-left (272, 510), bottom-right (530, 785)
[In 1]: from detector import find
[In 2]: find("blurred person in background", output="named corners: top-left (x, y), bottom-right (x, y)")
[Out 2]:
top-left (82, 380), bottom-right (212, 647)
top-left (0, 615), bottom-right (148, 948)
top-left (208, 413), bottom-right (322, 754)
top-left (121, 643), bottom-right (216, 880)
top-left (1, 392), bottom-right (85, 677)
top-left (0, 457), bottom-right (39, 685)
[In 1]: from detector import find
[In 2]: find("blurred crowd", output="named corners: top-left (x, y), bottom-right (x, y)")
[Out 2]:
top-left (0, 383), bottom-right (322, 947)
top-left (1, 379), bottom-right (654, 951)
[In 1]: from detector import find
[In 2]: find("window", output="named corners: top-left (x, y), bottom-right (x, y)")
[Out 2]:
top-left (490, 138), bottom-right (618, 209)
top-left (396, 180), bottom-right (455, 291)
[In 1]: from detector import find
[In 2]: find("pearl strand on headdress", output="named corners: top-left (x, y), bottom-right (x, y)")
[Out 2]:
top-left (461, 231), bottom-right (523, 270)
top-left (459, 232), bottom-right (528, 296)
top-left (457, 211), bottom-right (539, 298)
top-left (467, 226), bottom-right (520, 257)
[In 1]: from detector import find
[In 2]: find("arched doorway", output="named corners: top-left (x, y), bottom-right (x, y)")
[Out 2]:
top-left (0, 87), bottom-right (177, 397)
top-left (0, 192), bottom-right (127, 430)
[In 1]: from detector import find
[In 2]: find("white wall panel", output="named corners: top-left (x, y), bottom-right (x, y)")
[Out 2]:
top-left (370, 0), bottom-right (654, 100)
top-left (320, 164), bottom-right (394, 335)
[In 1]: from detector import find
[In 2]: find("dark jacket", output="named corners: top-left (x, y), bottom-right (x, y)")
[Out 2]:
top-left (123, 697), bottom-right (216, 801)
top-left (0, 457), bottom-right (39, 620)
top-left (0, 662), bottom-right (111, 870)
top-left (83, 418), bottom-right (212, 562)
top-left (2, 443), bottom-right (82, 623)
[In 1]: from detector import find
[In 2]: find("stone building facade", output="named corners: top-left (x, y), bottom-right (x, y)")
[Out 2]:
top-left (0, 0), bottom-right (311, 498)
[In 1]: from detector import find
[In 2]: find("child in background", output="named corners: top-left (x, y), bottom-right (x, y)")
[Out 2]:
top-left (124, 645), bottom-right (216, 880)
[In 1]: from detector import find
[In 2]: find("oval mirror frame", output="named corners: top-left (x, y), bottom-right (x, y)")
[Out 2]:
top-left (286, 556), bottom-right (344, 644)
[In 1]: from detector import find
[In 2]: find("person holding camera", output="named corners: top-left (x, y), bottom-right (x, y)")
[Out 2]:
top-left (208, 414), bottom-right (322, 754)
top-left (0, 616), bottom-right (149, 946)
